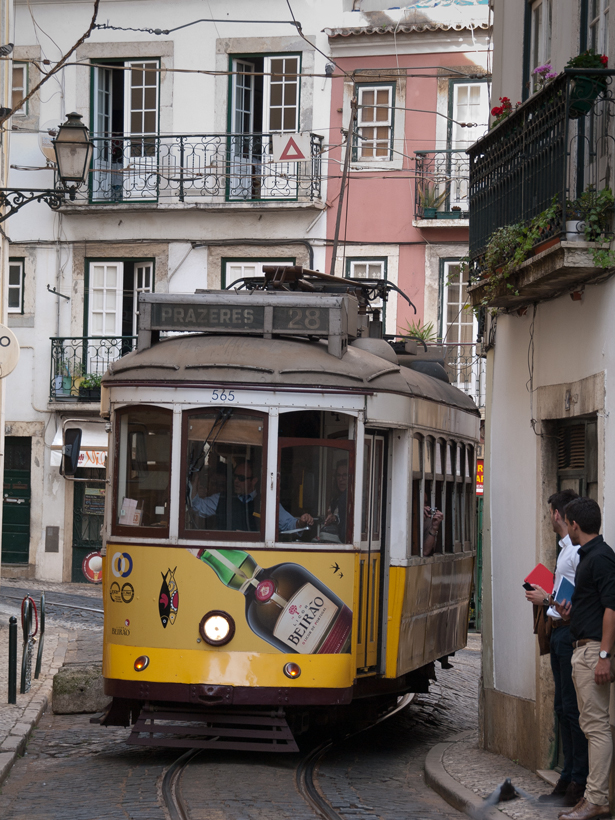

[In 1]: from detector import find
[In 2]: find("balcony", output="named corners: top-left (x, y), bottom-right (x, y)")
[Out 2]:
top-left (467, 70), bottom-right (615, 309)
top-left (414, 150), bottom-right (470, 224)
top-left (67, 133), bottom-right (324, 207)
top-left (50, 336), bottom-right (136, 402)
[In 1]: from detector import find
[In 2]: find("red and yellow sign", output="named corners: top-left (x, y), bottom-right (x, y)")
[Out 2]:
top-left (476, 458), bottom-right (484, 495)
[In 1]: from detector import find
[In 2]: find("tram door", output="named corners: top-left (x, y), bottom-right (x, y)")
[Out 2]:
top-left (356, 432), bottom-right (386, 671)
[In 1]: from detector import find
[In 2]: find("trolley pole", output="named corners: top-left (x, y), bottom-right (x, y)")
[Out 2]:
top-left (8, 615), bottom-right (17, 704)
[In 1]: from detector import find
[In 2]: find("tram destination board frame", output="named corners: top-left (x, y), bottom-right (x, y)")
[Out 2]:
top-left (137, 292), bottom-right (359, 358)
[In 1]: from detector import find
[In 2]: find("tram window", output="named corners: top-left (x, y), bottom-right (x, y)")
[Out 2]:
top-left (361, 439), bottom-right (371, 540)
top-left (115, 407), bottom-right (171, 531)
top-left (445, 480), bottom-right (454, 553)
top-left (457, 444), bottom-right (464, 477)
top-left (464, 484), bottom-right (474, 549)
top-left (372, 439), bottom-right (383, 540)
top-left (455, 482), bottom-right (463, 549)
top-left (467, 444), bottom-right (474, 479)
top-left (182, 410), bottom-right (266, 539)
top-left (411, 434), bottom-right (423, 556)
top-left (278, 410), bottom-right (350, 440)
top-left (277, 441), bottom-right (354, 543)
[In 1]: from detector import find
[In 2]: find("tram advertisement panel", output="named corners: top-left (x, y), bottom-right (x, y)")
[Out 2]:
top-left (104, 546), bottom-right (354, 654)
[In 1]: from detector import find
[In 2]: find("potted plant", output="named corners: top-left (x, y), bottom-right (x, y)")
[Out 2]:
top-left (417, 184), bottom-right (448, 218)
top-left (450, 206), bottom-right (463, 219)
top-left (79, 373), bottom-right (102, 400)
top-left (566, 50), bottom-right (609, 118)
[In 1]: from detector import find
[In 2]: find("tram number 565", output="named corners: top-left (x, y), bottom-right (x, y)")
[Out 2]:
top-left (211, 389), bottom-right (235, 402)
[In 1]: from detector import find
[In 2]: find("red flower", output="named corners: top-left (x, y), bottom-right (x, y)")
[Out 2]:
top-left (601, 54), bottom-right (609, 65)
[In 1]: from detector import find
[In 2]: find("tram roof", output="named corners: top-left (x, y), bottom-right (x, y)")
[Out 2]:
top-left (106, 334), bottom-right (479, 414)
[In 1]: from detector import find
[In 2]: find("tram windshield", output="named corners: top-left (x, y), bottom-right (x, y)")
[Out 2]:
top-left (183, 410), bottom-right (266, 537)
top-left (278, 443), bottom-right (353, 543)
top-left (115, 407), bottom-right (172, 529)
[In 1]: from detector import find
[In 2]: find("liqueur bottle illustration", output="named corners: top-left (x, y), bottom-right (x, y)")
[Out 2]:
top-left (187, 548), bottom-right (352, 654)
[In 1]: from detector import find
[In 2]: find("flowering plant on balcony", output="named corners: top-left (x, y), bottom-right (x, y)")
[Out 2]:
top-left (566, 50), bottom-right (608, 69)
top-left (532, 64), bottom-right (558, 91)
top-left (490, 97), bottom-right (521, 128)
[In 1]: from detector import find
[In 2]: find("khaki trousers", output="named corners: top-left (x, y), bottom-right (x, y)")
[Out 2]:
top-left (571, 642), bottom-right (613, 806)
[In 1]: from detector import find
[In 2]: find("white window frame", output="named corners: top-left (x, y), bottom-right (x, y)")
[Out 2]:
top-left (589, 0), bottom-right (610, 56)
top-left (88, 260), bottom-right (154, 339)
top-left (7, 260), bottom-right (24, 314)
top-left (346, 258), bottom-right (387, 319)
top-left (530, 0), bottom-right (553, 90)
top-left (355, 83), bottom-right (394, 162)
top-left (222, 259), bottom-right (295, 289)
top-left (12, 63), bottom-right (27, 116)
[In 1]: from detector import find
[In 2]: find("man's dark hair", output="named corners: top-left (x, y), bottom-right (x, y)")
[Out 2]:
top-left (548, 489), bottom-right (579, 519)
top-left (564, 497), bottom-right (602, 535)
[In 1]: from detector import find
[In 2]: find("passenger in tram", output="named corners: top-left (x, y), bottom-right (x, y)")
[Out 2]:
top-left (324, 460), bottom-right (349, 542)
top-left (422, 498), bottom-right (443, 556)
top-left (190, 458), bottom-right (314, 532)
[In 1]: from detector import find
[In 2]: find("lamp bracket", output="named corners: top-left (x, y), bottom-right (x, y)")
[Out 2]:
top-left (0, 188), bottom-right (66, 222)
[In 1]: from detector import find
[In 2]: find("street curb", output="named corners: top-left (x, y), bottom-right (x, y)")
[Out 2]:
top-left (0, 633), bottom-right (69, 789)
top-left (425, 739), bottom-right (501, 819)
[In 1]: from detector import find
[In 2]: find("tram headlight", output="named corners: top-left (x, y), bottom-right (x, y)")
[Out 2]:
top-left (134, 655), bottom-right (150, 672)
top-left (283, 662), bottom-right (301, 679)
top-left (199, 610), bottom-right (235, 646)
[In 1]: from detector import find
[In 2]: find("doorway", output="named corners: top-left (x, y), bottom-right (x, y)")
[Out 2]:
top-left (71, 468), bottom-right (105, 582)
top-left (356, 431), bottom-right (386, 672)
top-left (1, 436), bottom-right (31, 564)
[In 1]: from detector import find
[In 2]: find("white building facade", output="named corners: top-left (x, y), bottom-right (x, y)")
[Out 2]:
top-left (2, 0), bottom-right (340, 582)
top-left (472, 0), bottom-right (615, 776)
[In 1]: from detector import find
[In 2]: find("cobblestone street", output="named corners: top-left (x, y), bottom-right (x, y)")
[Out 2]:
top-left (0, 615), bottom-right (482, 820)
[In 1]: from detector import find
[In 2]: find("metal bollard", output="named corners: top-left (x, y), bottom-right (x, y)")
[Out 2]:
top-left (20, 598), bottom-right (32, 695)
top-left (8, 616), bottom-right (17, 704)
top-left (34, 593), bottom-right (45, 680)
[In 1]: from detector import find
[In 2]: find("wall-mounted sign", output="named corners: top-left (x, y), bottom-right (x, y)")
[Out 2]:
top-left (0, 324), bottom-right (20, 378)
top-left (476, 458), bottom-right (484, 495)
top-left (272, 133), bottom-right (310, 162)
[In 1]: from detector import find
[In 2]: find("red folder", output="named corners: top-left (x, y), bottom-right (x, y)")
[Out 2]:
top-left (524, 563), bottom-right (554, 595)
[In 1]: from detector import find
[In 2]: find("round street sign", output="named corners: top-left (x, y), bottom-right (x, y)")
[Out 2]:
top-left (82, 551), bottom-right (103, 584)
top-left (0, 325), bottom-right (19, 378)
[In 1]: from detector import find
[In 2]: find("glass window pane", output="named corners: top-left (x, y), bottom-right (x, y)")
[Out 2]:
top-left (270, 84), bottom-right (283, 106)
top-left (283, 108), bottom-right (296, 130)
top-left (9, 265), bottom-right (21, 285)
top-left (425, 437), bottom-right (434, 474)
top-left (144, 87), bottom-right (157, 109)
top-left (131, 88), bottom-right (143, 110)
top-left (7, 289), bottom-right (19, 309)
top-left (185, 411), bottom-right (265, 534)
top-left (279, 443), bottom-right (353, 543)
top-left (413, 435), bottom-right (423, 475)
top-left (270, 109), bottom-right (282, 131)
top-left (116, 408), bottom-right (172, 529)
top-left (284, 83), bottom-right (297, 106)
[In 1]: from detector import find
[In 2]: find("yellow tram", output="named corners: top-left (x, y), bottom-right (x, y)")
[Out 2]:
top-left (73, 268), bottom-right (479, 750)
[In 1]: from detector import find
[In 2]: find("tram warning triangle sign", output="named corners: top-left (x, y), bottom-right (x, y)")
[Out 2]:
top-left (272, 133), bottom-right (310, 163)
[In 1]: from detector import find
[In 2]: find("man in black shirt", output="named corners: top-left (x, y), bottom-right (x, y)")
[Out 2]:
top-left (555, 497), bottom-right (615, 820)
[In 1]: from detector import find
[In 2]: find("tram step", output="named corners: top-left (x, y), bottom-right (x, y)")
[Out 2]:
top-left (127, 707), bottom-right (299, 752)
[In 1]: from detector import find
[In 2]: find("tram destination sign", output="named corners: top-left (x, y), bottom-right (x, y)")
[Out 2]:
top-left (139, 292), bottom-right (358, 358)
top-left (152, 303), bottom-right (265, 331)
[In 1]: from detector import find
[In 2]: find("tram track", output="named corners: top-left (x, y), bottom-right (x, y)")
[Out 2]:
top-left (0, 591), bottom-right (104, 615)
top-left (162, 694), bottom-right (414, 820)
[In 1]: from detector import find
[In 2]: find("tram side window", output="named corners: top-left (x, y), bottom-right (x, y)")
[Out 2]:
top-left (444, 441), bottom-right (455, 553)
top-left (182, 410), bottom-right (266, 538)
top-left (277, 440), bottom-right (354, 543)
top-left (411, 434), bottom-right (423, 556)
top-left (115, 407), bottom-right (172, 530)
top-left (424, 437), bottom-right (443, 556)
top-left (465, 444), bottom-right (476, 549)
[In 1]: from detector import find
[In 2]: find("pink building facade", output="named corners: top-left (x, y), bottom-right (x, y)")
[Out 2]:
top-left (324, 4), bottom-right (491, 359)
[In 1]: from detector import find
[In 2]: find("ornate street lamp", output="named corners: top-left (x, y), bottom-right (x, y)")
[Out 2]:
top-left (0, 111), bottom-right (93, 220)
top-left (53, 112), bottom-right (93, 198)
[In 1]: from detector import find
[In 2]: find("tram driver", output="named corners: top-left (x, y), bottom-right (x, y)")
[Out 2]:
top-left (190, 458), bottom-right (314, 533)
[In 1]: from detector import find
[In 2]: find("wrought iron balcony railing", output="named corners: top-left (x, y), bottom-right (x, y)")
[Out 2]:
top-left (468, 70), bottom-right (615, 270)
top-left (50, 336), bottom-right (136, 401)
top-left (414, 150), bottom-right (470, 220)
top-left (68, 133), bottom-right (324, 205)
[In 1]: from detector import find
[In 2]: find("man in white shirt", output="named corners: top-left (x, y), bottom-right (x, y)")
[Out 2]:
top-left (526, 489), bottom-right (588, 807)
